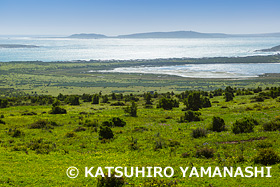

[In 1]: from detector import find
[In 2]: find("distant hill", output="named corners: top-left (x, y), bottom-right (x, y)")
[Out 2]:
top-left (117, 31), bottom-right (229, 38)
top-left (0, 44), bottom-right (39, 48)
top-left (68, 33), bottom-right (108, 39)
top-left (256, 45), bottom-right (280, 52)
top-left (67, 31), bottom-right (280, 39)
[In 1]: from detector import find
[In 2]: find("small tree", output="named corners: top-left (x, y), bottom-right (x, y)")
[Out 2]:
top-left (92, 94), bottom-right (99, 104)
top-left (111, 93), bottom-right (117, 100)
top-left (179, 110), bottom-right (201, 122)
top-left (49, 106), bottom-right (67, 114)
top-left (99, 126), bottom-right (114, 140)
top-left (225, 92), bottom-right (234, 102)
top-left (67, 95), bottom-right (80, 105)
top-left (232, 117), bottom-right (255, 134)
top-left (112, 117), bottom-right (126, 127)
top-left (184, 92), bottom-right (211, 111)
top-left (102, 95), bottom-right (109, 103)
top-left (0, 99), bottom-right (8, 108)
top-left (157, 97), bottom-right (179, 110)
top-left (208, 116), bottom-right (226, 132)
top-left (124, 101), bottom-right (137, 117)
top-left (144, 92), bottom-right (152, 105)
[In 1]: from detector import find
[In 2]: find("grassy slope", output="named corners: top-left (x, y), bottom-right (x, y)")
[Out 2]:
top-left (0, 94), bottom-right (280, 186)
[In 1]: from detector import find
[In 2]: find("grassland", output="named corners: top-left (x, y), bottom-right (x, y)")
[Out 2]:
top-left (1, 88), bottom-right (280, 186)
top-left (1, 55), bottom-right (280, 96)
top-left (1, 57), bottom-right (280, 186)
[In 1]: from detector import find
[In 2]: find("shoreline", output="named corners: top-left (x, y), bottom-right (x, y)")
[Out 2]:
top-left (1, 54), bottom-right (280, 64)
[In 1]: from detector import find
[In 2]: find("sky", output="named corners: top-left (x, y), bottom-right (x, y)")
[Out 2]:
top-left (0, 0), bottom-right (279, 36)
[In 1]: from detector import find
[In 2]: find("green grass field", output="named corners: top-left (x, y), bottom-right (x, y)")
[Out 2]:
top-left (1, 87), bottom-right (280, 186)
top-left (1, 58), bottom-right (280, 186)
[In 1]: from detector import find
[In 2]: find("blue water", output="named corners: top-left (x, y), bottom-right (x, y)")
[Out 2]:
top-left (98, 63), bottom-right (280, 78)
top-left (0, 36), bottom-right (280, 62)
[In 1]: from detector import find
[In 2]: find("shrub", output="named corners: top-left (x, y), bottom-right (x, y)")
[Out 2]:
top-left (74, 127), bottom-right (86, 132)
top-left (27, 138), bottom-right (52, 154)
top-left (157, 97), bottom-right (179, 110)
top-left (263, 120), bottom-right (280, 131)
top-left (29, 119), bottom-right (59, 129)
top-left (66, 95), bottom-right (80, 105)
top-left (49, 106), bottom-right (67, 114)
top-left (22, 111), bottom-right (37, 115)
top-left (184, 92), bottom-right (211, 111)
top-left (112, 117), bottom-right (126, 127)
top-left (0, 119), bottom-right (5, 125)
top-left (154, 139), bottom-right (166, 151)
top-left (132, 126), bottom-right (148, 133)
top-left (110, 101), bottom-right (125, 106)
top-left (30, 119), bottom-right (51, 129)
top-left (224, 91), bottom-right (234, 102)
top-left (168, 140), bottom-right (180, 147)
top-left (0, 98), bottom-right (8, 108)
top-left (254, 148), bottom-right (280, 165)
top-left (179, 110), bottom-right (201, 122)
top-left (92, 94), bottom-right (99, 104)
top-left (99, 126), bottom-right (114, 140)
top-left (102, 121), bottom-right (113, 127)
top-left (196, 147), bottom-right (215, 158)
top-left (65, 132), bottom-right (77, 138)
top-left (232, 117), bottom-right (255, 134)
top-left (84, 120), bottom-right (98, 127)
top-left (191, 128), bottom-right (207, 138)
top-left (128, 137), bottom-right (139, 150)
top-left (97, 172), bottom-right (125, 187)
top-left (0, 114), bottom-right (4, 118)
top-left (181, 152), bottom-right (191, 158)
top-left (8, 129), bottom-right (24, 137)
top-left (208, 116), bottom-right (226, 132)
top-left (124, 101), bottom-right (137, 117)
top-left (256, 141), bottom-right (273, 149)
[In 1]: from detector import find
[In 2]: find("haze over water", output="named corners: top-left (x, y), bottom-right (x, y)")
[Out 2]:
top-left (1, 36), bottom-right (280, 78)
top-left (0, 36), bottom-right (280, 62)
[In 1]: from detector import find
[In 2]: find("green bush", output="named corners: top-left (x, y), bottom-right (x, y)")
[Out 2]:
top-left (181, 152), bottom-right (191, 158)
top-left (196, 147), bottom-right (215, 158)
top-left (65, 132), bottom-right (77, 138)
top-left (232, 117), bottom-right (255, 134)
top-left (27, 138), bottom-right (52, 154)
top-left (84, 120), bottom-right (98, 127)
top-left (208, 116), bottom-right (226, 132)
top-left (97, 172), bottom-right (125, 187)
top-left (8, 129), bottom-right (24, 137)
top-left (74, 126), bottom-right (86, 132)
top-left (191, 128), bottom-right (207, 138)
top-left (49, 106), bottom-right (67, 114)
top-left (0, 119), bottom-right (6, 125)
top-left (157, 97), bottom-right (179, 110)
top-left (92, 94), bottom-right (100, 104)
top-left (112, 117), bottom-right (126, 127)
top-left (263, 120), bottom-right (280, 131)
top-left (256, 141), bottom-right (273, 149)
top-left (110, 101), bottom-right (125, 106)
top-left (99, 126), bottom-right (114, 140)
top-left (102, 121), bottom-right (113, 127)
top-left (29, 119), bottom-right (59, 129)
top-left (179, 110), bottom-right (201, 122)
top-left (124, 101), bottom-right (137, 117)
top-left (254, 148), bottom-right (280, 165)
top-left (184, 92), bottom-right (211, 111)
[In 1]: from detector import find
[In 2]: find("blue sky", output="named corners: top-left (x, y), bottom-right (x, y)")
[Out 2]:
top-left (0, 0), bottom-right (279, 35)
